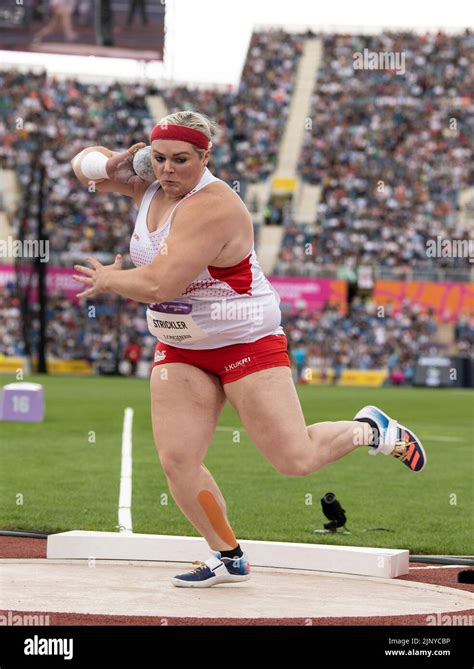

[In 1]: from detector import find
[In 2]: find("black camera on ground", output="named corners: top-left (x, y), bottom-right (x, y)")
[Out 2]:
top-left (321, 492), bottom-right (347, 532)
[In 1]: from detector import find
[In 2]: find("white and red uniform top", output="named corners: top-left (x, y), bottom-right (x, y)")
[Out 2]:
top-left (129, 168), bottom-right (284, 349)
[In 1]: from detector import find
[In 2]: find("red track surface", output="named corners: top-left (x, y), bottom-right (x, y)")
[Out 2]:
top-left (1, 537), bottom-right (472, 626)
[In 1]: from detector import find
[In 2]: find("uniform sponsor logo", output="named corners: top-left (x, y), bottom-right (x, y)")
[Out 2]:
top-left (224, 357), bottom-right (252, 372)
top-left (154, 350), bottom-right (167, 362)
top-left (150, 301), bottom-right (192, 314)
top-left (133, 232), bottom-right (140, 241)
top-left (164, 335), bottom-right (192, 343)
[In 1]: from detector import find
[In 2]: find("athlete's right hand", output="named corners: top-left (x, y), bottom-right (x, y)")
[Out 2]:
top-left (105, 143), bottom-right (147, 194)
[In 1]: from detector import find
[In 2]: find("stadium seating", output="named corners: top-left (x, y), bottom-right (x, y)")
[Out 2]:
top-left (1, 28), bottom-right (473, 378)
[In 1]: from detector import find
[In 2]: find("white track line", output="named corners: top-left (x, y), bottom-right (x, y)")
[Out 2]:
top-left (118, 407), bottom-right (134, 534)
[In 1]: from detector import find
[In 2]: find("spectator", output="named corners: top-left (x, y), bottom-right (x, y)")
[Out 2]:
top-left (291, 344), bottom-right (307, 382)
top-left (123, 337), bottom-right (142, 377)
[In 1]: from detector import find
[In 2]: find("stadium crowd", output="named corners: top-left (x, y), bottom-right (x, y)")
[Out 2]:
top-left (0, 287), bottom-right (24, 357)
top-left (231, 29), bottom-right (304, 181)
top-left (1, 30), bottom-right (471, 271)
top-left (2, 286), bottom-right (472, 383)
top-left (0, 69), bottom-right (152, 264)
top-left (285, 299), bottom-right (464, 385)
top-left (289, 30), bottom-right (474, 274)
top-left (0, 29), bottom-right (303, 260)
top-left (0, 29), bottom-right (473, 378)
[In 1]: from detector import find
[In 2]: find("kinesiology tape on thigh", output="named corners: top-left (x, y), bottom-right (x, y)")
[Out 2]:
top-left (197, 490), bottom-right (237, 547)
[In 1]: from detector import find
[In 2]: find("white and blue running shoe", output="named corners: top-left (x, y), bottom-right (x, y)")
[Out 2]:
top-left (171, 551), bottom-right (251, 588)
top-left (354, 405), bottom-right (427, 472)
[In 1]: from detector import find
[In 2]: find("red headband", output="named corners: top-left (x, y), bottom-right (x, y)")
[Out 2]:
top-left (150, 124), bottom-right (210, 150)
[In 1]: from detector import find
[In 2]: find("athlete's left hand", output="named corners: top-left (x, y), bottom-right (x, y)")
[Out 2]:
top-left (73, 254), bottom-right (122, 298)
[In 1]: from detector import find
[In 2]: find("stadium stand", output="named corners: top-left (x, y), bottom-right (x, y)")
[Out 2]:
top-left (0, 29), bottom-right (473, 381)
top-left (288, 31), bottom-right (474, 275)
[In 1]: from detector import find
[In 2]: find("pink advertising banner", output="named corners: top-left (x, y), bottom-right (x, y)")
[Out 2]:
top-left (374, 280), bottom-right (474, 322)
top-left (0, 266), bottom-right (79, 301)
top-left (1, 266), bottom-right (348, 311)
top-left (269, 277), bottom-right (347, 313)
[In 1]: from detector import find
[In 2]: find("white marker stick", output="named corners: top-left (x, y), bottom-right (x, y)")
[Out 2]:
top-left (118, 407), bottom-right (134, 534)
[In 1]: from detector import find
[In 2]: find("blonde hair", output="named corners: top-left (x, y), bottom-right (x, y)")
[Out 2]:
top-left (157, 110), bottom-right (217, 158)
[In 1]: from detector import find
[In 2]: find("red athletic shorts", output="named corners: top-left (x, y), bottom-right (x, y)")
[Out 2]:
top-left (151, 334), bottom-right (290, 384)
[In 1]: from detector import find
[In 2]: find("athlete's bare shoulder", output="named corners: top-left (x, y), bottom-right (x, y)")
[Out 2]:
top-left (181, 180), bottom-right (248, 216)
top-left (173, 180), bottom-right (252, 260)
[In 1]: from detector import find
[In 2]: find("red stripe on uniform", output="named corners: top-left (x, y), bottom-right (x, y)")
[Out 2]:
top-left (208, 254), bottom-right (253, 295)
